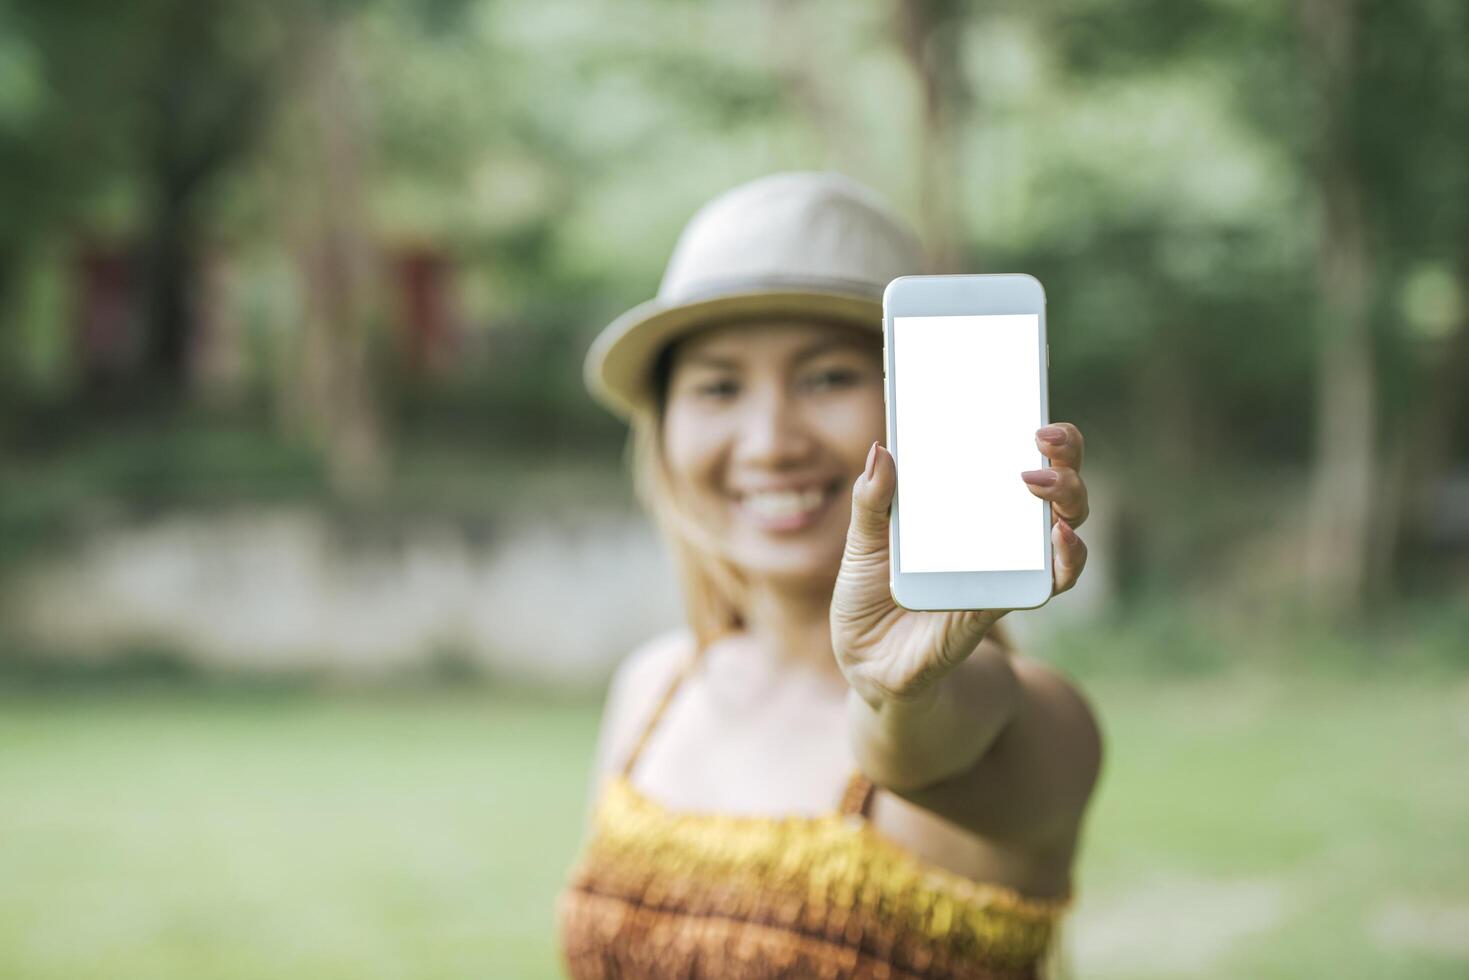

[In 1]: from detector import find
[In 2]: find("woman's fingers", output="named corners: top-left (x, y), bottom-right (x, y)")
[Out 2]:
top-left (833, 442), bottom-right (900, 645)
top-left (1027, 423), bottom-right (1091, 594)
top-left (1052, 518), bottom-right (1087, 595)
top-left (1037, 423), bottom-right (1084, 472)
top-left (1020, 463), bottom-right (1089, 528)
top-left (844, 442), bottom-right (896, 566)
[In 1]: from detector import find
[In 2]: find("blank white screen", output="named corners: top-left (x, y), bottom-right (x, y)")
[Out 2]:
top-left (892, 314), bottom-right (1045, 572)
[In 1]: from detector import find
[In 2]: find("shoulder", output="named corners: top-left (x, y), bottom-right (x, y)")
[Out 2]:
top-left (1009, 653), bottom-right (1104, 768)
top-left (591, 628), bottom-right (697, 781)
top-left (982, 651), bottom-right (1105, 850)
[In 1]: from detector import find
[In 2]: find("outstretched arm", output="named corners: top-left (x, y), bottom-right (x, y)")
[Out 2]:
top-left (832, 424), bottom-right (1101, 849)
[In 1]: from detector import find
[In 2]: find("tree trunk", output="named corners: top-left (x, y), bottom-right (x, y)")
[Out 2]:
top-left (138, 189), bottom-right (195, 396)
top-left (764, 0), bottom-right (857, 166)
top-left (134, 0), bottom-right (271, 401)
top-left (1297, 0), bottom-right (1378, 620)
top-left (894, 0), bottom-right (968, 272)
top-left (278, 12), bottom-right (387, 499)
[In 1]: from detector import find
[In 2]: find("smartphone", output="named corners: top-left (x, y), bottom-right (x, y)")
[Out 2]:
top-left (882, 274), bottom-right (1053, 611)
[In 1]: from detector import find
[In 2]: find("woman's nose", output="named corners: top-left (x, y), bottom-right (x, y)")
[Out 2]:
top-left (735, 385), bottom-right (813, 467)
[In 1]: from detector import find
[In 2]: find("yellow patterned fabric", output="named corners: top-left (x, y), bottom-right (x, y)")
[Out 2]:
top-left (556, 657), bottom-right (1074, 978)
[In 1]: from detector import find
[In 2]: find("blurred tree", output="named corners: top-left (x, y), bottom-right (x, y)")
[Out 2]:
top-left (130, 0), bottom-right (278, 396)
top-left (1001, 0), bottom-right (1313, 603)
top-left (2, 0), bottom-right (1463, 617)
top-left (1348, 0), bottom-right (1469, 599)
top-left (1296, 0), bottom-right (1376, 618)
top-left (2, 0), bottom-right (291, 400)
top-left (0, 0), bottom-right (132, 398)
top-left (894, 0), bottom-right (969, 272)
top-left (1293, 0), bottom-right (1469, 611)
top-left (764, 0), bottom-right (859, 166)
top-left (272, 4), bottom-right (387, 497)
top-left (1029, 0), bottom-right (1469, 616)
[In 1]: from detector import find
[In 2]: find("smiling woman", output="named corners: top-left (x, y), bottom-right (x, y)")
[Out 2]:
top-left (658, 321), bottom-right (881, 581)
top-left (557, 172), bottom-right (1100, 979)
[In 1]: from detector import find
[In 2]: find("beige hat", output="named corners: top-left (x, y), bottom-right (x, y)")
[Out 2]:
top-left (583, 171), bottom-right (926, 419)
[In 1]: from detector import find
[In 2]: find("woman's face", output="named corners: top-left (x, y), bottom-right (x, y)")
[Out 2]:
top-left (661, 318), bottom-right (884, 586)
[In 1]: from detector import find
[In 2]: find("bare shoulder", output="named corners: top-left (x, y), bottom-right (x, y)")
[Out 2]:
top-left (591, 628), bottom-right (697, 782)
top-left (979, 652), bottom-right (1105, 852)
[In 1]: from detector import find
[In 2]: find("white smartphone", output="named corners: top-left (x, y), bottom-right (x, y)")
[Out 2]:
top-left (882, 274), bottom-right (1053, 611)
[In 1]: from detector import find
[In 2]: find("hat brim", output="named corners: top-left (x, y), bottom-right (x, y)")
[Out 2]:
top-left (584, 288), bottom-right (883, 420)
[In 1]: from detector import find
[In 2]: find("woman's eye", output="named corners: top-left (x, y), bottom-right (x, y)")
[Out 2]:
top-left (803, 368), bottom-right (860, 391)
top-left (695, 379), bottom-right (738, 398)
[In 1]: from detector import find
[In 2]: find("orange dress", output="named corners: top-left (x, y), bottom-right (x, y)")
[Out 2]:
top-left (556, 654), bottom-right (1074, 978)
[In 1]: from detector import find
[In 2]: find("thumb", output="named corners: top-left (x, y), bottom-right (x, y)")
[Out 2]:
top-left (845, 441), bottom-right (896, 559)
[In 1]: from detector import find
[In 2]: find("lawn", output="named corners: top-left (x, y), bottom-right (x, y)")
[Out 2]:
top-left (1, 670), bottom-right (1466, 979)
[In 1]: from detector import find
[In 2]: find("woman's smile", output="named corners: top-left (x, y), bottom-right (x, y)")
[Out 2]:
top-left (732, 478), bottom-right (843, 533)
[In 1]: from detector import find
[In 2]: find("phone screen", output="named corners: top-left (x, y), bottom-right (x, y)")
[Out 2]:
top-left (891, 314), bottom-right (1046, 573)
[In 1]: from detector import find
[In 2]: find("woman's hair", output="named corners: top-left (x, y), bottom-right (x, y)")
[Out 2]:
top-left (627, 328), bottom-right (1016, 658)
top-left (626, 338), bottom-right (749, 654)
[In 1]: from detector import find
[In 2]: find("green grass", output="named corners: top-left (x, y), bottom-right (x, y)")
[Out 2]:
top-left (1, 671), bottom-right (1466, 978)
top-left (0, 688), bottom-right (600, 979)
top-left (1073, 671), bottom-right (1469, 978)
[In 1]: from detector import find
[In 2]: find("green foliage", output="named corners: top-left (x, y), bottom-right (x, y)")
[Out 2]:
top-left (1, 0), bottom-right (1466, 606)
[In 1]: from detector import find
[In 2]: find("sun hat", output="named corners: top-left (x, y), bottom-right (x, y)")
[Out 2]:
top-left (583, 171), bottom-right (927, 420)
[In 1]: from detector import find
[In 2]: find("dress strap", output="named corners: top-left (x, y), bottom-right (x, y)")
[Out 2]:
top-left (836, 769), bottom-right (877, 820)
top-left (618, 648), bottom-right (699, 779)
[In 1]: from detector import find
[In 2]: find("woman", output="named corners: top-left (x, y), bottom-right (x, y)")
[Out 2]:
top-left (558, 172), bottom-right (1101, 979)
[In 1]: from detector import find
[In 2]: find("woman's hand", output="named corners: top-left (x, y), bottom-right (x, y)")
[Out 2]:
top-left (830, 423), bottom-right (1089, 708)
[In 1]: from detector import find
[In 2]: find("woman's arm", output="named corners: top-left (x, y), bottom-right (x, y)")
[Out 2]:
top-left (846, 646), bottom-right (1102, 849)
top-left (844, 635), bottom-right (1020, 792)
top-left (832, 422), bottom-right (1100, 850)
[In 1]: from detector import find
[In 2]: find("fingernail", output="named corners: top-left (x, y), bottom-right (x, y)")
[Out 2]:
top-left (1021, 469), bottom-right (1057, 486)
top-left (865, 441), bottom-right (879, 480)
top-left (1038, 425), bottom-right (1067, 445)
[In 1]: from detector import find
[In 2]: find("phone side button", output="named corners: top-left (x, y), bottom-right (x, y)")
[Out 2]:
top-left (1046, 344), bottom-right (1050, 368)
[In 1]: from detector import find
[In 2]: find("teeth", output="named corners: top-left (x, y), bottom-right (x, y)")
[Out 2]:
top-left (742, 487), bottom-right (828, 518)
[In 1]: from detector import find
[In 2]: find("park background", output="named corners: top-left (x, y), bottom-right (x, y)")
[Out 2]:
top-left (2, 0), bottom-right (1467, 977)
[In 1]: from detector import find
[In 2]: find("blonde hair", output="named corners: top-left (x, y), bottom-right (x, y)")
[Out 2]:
top-left (626, 332), bottom-right (1017, 658)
